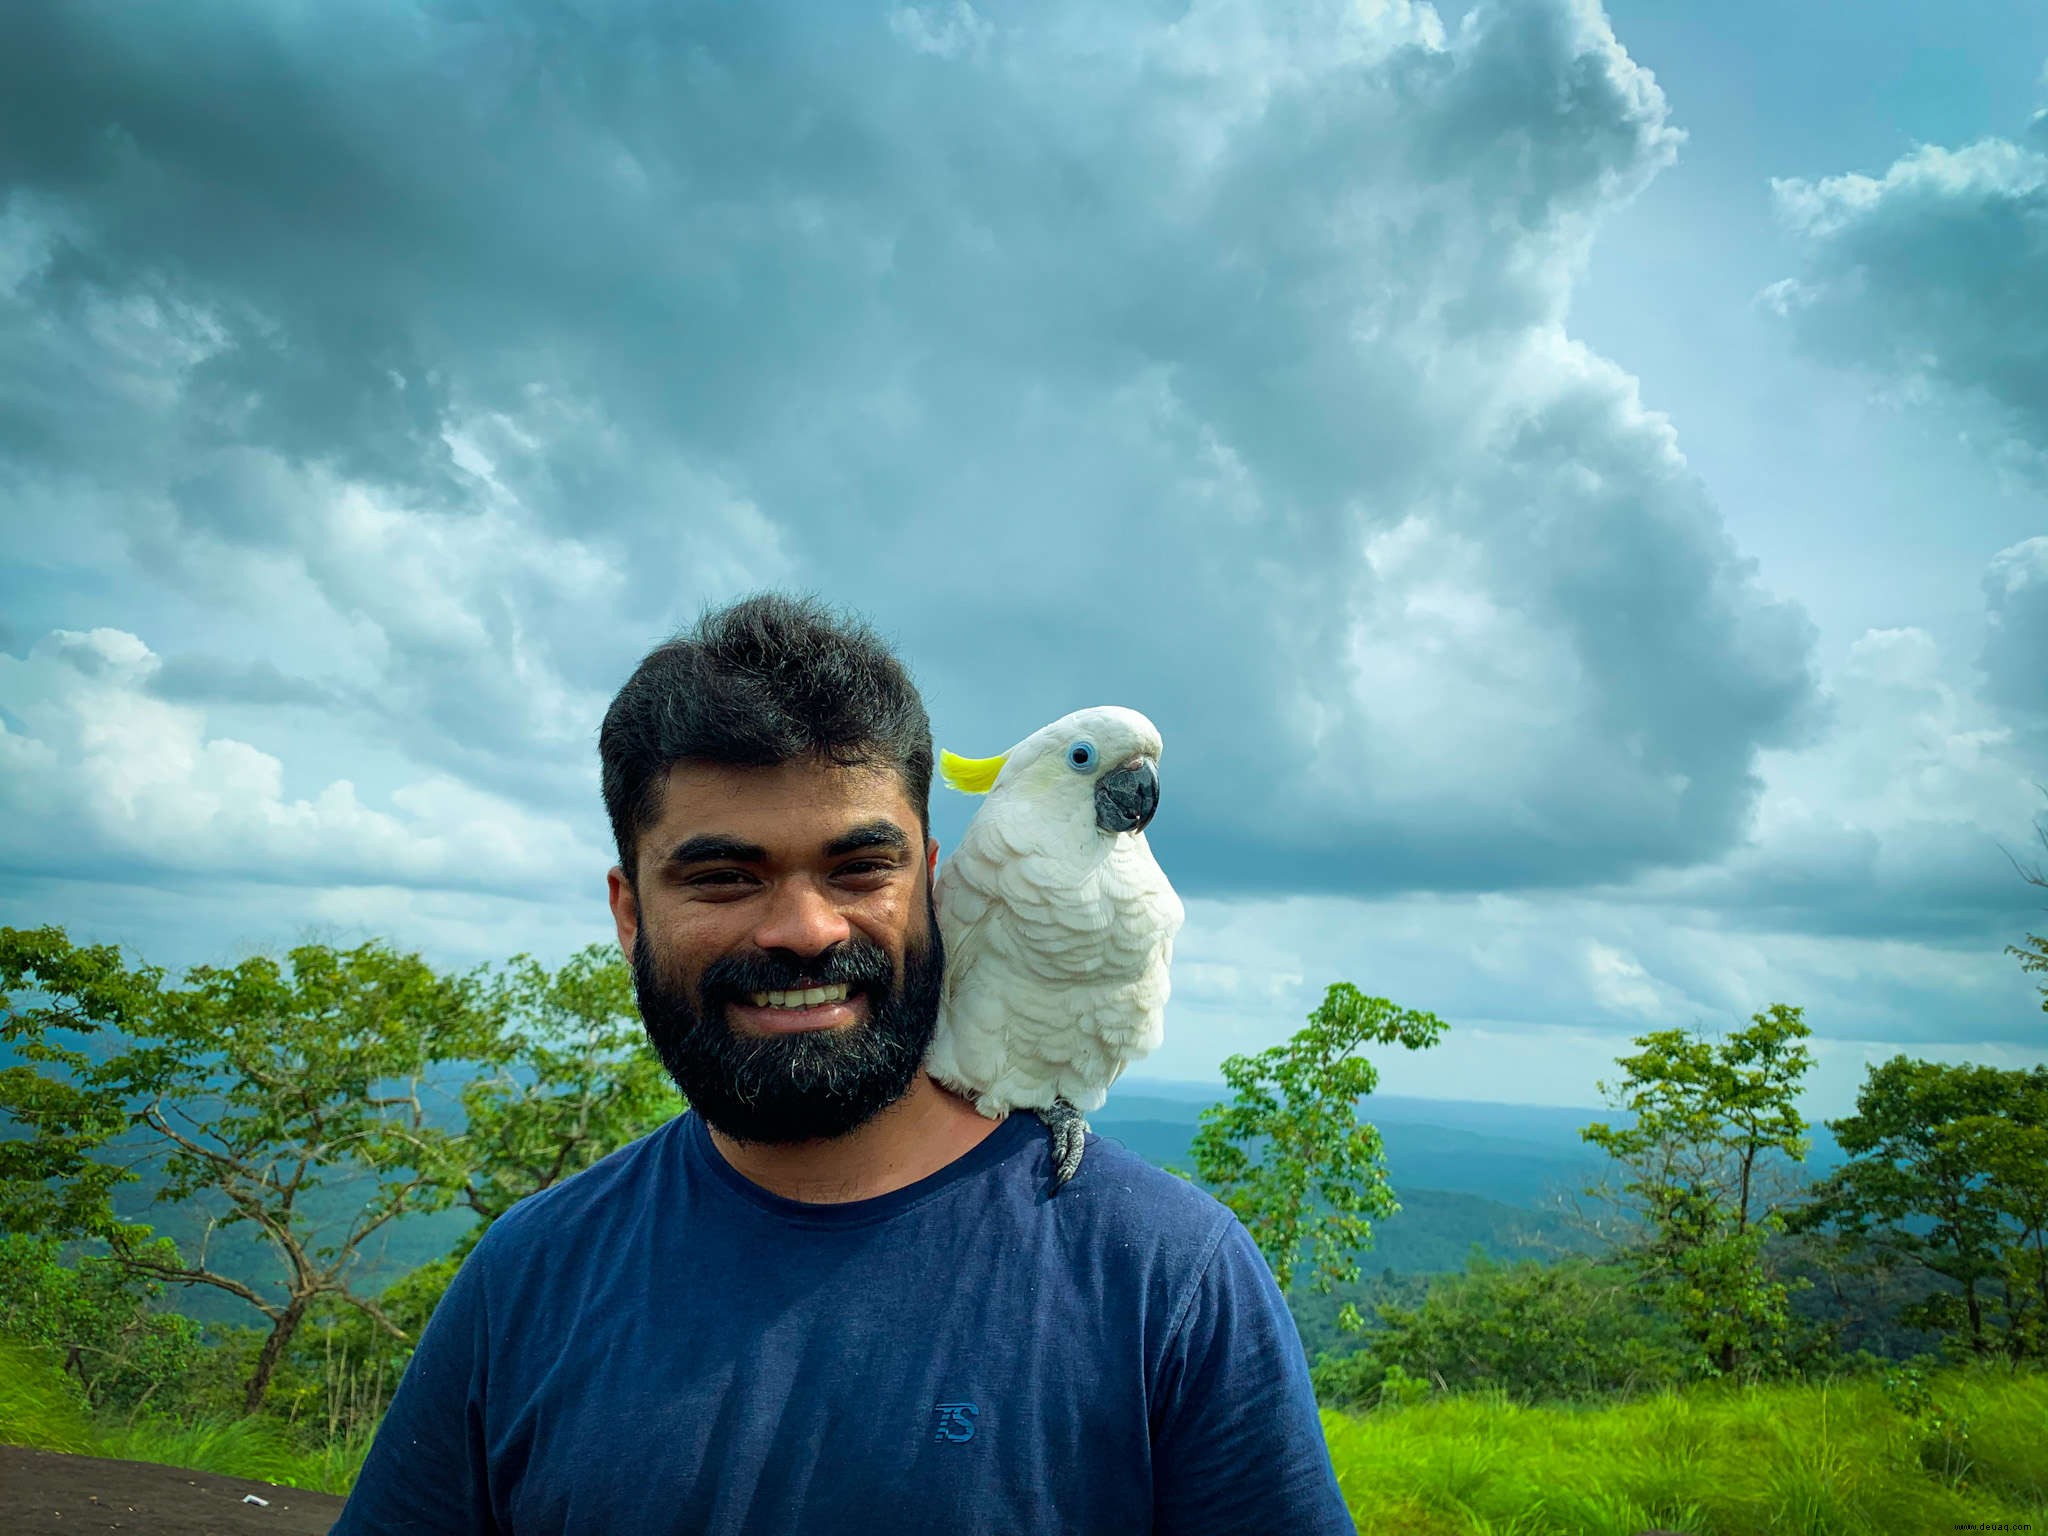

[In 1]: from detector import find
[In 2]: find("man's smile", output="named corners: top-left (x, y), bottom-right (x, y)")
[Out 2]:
top-left (727, 984), bottom-right (871, 1034)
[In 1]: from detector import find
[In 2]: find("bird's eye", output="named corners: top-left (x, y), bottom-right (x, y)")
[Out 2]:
top-left (1067, 741), bottom-right (1096, 772)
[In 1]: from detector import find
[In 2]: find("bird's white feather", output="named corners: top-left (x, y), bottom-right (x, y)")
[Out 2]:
top-left (924, 706), bottom-right (1185, 1120)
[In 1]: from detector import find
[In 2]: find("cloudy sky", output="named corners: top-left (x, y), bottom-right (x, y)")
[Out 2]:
top-left (4, 0), bottom-right (2045, 1120)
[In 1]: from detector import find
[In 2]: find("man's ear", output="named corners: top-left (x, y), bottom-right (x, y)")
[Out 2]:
top-left (927, 837), bottom-right (940, 877)
top-left (607, 864), bottom-right (639, 958)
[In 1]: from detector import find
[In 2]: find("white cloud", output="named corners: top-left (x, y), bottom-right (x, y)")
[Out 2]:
top-left (889, 3), bottom-right (994, 61)
top-left (1598, 611), bottom-right (2043, 943)
top-left (1132, 882), bottom-right (2044, 1115)
top-left (1769, 135), bottom-right (2048, 479)
top-left (1584, 940), bottom-right (1665, 1019)
top-left (0, 628), bottom-right (605, 892)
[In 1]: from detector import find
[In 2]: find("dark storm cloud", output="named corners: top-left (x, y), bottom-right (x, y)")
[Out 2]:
top-left (0, 0), bottom-right (1827, 906)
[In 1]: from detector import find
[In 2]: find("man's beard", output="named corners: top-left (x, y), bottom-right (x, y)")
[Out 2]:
top-left (630, 886), bottom-right (946, 1145)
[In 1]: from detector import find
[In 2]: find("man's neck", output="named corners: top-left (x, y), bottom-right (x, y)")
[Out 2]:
top-left (704, 1072), bottom-right (1007, 1203)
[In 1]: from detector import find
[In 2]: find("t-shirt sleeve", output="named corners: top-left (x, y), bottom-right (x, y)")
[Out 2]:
top-left (329, 1243), bottom-right (500, 1536)
top-left (1150, 1216), bottom-right (1356, 1536)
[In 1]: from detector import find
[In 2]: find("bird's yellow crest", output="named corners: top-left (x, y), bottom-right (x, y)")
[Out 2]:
top-left (939, 748), bottom-right (1009, 794)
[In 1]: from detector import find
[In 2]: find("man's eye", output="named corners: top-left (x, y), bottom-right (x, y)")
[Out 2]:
top-left (839, 861), bottom-right (891, 877)
top-left (691, 871), bottom-right (752, 886)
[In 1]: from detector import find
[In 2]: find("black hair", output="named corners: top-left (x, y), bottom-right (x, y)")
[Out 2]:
top-left (598, 591), bottom-right (935, 887)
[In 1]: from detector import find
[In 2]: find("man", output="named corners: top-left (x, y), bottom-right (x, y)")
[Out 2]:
top-left (332, 593), bottom-right (1355, 1535)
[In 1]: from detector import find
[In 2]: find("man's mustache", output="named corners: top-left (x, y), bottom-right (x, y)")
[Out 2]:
top-left (698, 942), bottom-right (896, 1001)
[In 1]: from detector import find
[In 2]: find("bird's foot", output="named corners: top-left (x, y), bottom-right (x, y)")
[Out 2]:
top-left (1030, 1098), bottom-right (1088, 1196)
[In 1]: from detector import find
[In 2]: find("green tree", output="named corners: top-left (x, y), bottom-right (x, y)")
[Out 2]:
top-left (264, 1251), bottom-right (465, 1444)
top-left (457, 943), bottom-right (682, 1251)
top-left (258, 942), bottom-right (685, 1436)
top-left (1188, 982), bottom-right (1447, 1330)
top-left (1307, 1250), bottom-right (1694, 1410)
top-left (1956, 1099), bottom-right (2048, 1361)
top-left (0, 1233), bottom-right (204, 1415)
top-left (0, 926), bottom-right (504, 1411)
top-left (1581, 1003), bottom-right (1816, 1381)
top-left (2013, 928), bottom-right (2048, 1018)
top-left (1786, 1055), bottom-right (2048, 1363)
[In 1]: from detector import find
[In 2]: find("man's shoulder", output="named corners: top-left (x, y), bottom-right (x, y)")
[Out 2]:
top-left (994, 1129), bottom-right (1266, 1337)
top-left (1028, 1127), bottom-right (1241, 1262)
top-left (1066, 1131), bottom-right (1227, 1217)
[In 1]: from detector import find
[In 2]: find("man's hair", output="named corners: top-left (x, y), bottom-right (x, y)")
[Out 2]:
top-left (599, 592), bottom-right (935, 887)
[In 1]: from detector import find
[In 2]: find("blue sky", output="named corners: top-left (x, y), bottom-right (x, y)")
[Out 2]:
top-left (2, 0), bottom-right (2044, 1119)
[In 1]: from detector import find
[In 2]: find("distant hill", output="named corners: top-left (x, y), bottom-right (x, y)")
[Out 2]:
top-left (1099, 1082), bottom-right (1858, 1353)
top-left (1094, 1098), bottom-right (1608, 1283)
top-left (1096, 1084), bottom-right (1847, 1218)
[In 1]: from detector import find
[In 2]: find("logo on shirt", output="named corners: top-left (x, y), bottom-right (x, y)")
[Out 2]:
top-left (931, 1402), bottom-right (979, 1443)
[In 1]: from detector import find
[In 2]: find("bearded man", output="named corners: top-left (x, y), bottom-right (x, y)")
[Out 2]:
top-left (331, 593), bottom-right (1354, 1535)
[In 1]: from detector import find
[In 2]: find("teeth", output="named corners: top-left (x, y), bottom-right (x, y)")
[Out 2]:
top-left (746, 983), bottom-right (852, 1009)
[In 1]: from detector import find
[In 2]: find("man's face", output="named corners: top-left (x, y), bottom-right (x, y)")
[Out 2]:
top-left (608, 756), bottom-right (945, 1145)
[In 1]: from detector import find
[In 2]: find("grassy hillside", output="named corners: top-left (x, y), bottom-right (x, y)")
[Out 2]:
top-left (0, 1338), bottom-right (368, 1496)
top-left (1323, 1364), bottom-right (2048, 1535)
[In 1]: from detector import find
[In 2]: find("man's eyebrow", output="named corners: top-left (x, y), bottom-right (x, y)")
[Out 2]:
top-left (662, 833), bottom-right (770, 869)
top-left (823, 820), bottom-right (912, 859)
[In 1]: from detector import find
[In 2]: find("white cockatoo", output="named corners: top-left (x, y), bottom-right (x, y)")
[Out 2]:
top-left (923, 705), bottom-right (1185, 1194)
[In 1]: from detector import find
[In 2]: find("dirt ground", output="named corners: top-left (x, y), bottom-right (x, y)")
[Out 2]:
top-left (0, 1445), bottom-right (349, 1535)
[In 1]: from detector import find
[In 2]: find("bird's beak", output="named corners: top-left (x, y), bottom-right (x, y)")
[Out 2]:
top-left (1095, 755), bottom-right (1160, 835)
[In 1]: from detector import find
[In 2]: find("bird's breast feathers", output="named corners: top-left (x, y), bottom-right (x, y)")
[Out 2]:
top-left (937, 830), bottom-right (1180, 976)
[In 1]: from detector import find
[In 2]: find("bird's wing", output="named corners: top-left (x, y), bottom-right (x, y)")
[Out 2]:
top-left (935, 824), bottom-right (1008, 1017)
top-left (929, 817), bottom-right (1032, 1098)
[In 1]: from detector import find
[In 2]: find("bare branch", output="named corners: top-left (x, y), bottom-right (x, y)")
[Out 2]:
top-left (335, 1288), bottom-right (411, 1343)
top-left (113, 1249), bottom-right (281, 1321)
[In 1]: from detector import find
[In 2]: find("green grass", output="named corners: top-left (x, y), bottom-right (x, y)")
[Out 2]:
top-left (0, 1337), bottom-right (371, 1496)
top-left (90, 1414), bottom-right (374, 1496)
top-left (0, 1338), bottom-right (100, 1456)
top-left (1323, 1364), bottom-right (2048, 1534)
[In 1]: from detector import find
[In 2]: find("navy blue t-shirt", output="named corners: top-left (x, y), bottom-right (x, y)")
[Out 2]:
top-left (332, 1109), bottom-right (1355, 1534)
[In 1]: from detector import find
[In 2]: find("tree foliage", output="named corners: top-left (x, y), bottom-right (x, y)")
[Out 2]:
top-left (1308, 1250), bottom-right (1696, 1410)
top-left (1189, 981), bottom-right (1447, 1327)
top-left (457, 943), bottom-right (682, 1251)
top-left (1784, 1055), bottom-right (2048, 1364)
top-left (0, 925), bottom-right (505, 1410)
top-left (1580, 1003), bottom-right (1816, 1381)
top-left (0, 1233), bottom-right (204, 1416)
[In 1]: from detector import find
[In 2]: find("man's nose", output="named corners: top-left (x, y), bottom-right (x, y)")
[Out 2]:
top-left (749, 876), bottom-right (854, 956)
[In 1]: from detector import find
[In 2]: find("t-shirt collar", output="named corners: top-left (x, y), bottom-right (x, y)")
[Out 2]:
top-left (681, 1104), bottom-right (1038, 1226)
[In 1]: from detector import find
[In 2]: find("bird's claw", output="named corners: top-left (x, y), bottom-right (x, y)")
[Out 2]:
top-left (1031, 1098), bottom-right (1088, 1196)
